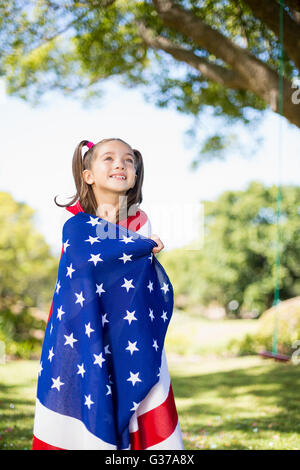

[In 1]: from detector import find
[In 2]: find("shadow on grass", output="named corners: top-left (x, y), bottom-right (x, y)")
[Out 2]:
top-left (2, 358), bottom-right (300, 450)
top-left (170, 360), bottom-right (300, 440)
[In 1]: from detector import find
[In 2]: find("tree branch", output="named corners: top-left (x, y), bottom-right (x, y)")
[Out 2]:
top-left (151, 0), bottom-right (300, 128)
top-left (152, 0), bottom-right (267, 79)
top-left (135, 21), bottom-right (247, 89)
top-left (243, 0), bottom-right (300, 71)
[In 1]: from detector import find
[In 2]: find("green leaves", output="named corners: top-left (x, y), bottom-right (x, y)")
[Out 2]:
top-left (0, 1), bottom-right (299, 155)
top-left (159, 182), bottom-right (300, 317)
top-left (0, 192), bottom-right (58, 350)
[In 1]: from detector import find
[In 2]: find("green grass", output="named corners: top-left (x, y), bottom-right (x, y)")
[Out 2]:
top-left (167, 354), bottom-right (300, 450)
top-left (165, 309), bottom-right (259, 356)
top-left (1, 355), bottom-right (300, 450)
top-left (0, 360), bottom-right (38, 450)
top-left (1, 313), bottom-right (300, 450)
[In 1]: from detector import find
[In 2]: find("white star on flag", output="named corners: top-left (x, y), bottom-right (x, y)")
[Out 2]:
top-left (118, 253), bottom-right (132, 263)
top-left (130, 401), bottom-right (140, 412)
top-left (152, 339), bottom-right (159, 351)
top-left (123, 310), bottom-right (137, 325)
top-left (161, 282), bottom-right (169, 294)
top-left (51, 376), bottom-right (64, 391)
top-left (120, 235), bottom-right (134, 244)
top-left (149, 308), bottom-right (155, 321)
top-left (102, 313), bottom-right (109, 327)
top-left (63, 239), bottom-right (70, 252)
top-left (121, 277), bottom-right (135, 292)
top-left (75, 291), bottom-right (85, 307)
top-left (93, 352), bottom-right (106, 368)
top-left (96, 283), bottom-right (106, 297)
top-left (85, 235), bottom-right (100, 245)
top-left (84, 394), bottom-right (94, 409)
top-left (50, 323), bottom-right (53, 335)
top-left (85, 322), bottom-right (95, 338)
top-left (48, 347), bottom-right (55, 362)
top-left (106, 385), bottom-right (112, 396)
top-left (147, 280), bottom-right (154, 292)
top-left (77, 363), bottom-right (86, 378)
top-left (55, 280), bottom-right (61, 294)
top-left (125, 340), bottom-right (139, 355)
top-left (161, 311), bottom-right (168, 322)
top-left (104, 344), bottom-right (111, 355)
top-left (56, 305), bottom-right (65, 321)
top-left (127, 371), bottom-right (142, 386)
top-left (66, 263), bottom-right (75, 278)
top-left (38, 361), bottom-right (43, 376)
top-left (86, 216), bottom-right (101, 226)
top-left (64, 332), bottom-right (78, 348)
top-left (88, 253), bottom-right (103, 266)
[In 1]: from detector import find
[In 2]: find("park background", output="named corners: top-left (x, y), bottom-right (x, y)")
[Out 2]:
top-left (0, 0), bottom-right (300, 450)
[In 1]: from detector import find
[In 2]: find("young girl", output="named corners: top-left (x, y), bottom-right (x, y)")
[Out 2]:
top-left (32, 138), bottom-right (184, 450)
top-left (57, 138), bottom-right (163, 249)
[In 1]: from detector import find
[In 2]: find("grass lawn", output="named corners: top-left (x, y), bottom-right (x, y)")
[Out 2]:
top-left (167, 354), bottom-right (300, 450)
top-left (1, 354), bottom-right (300, 450)
top-left (165, 310), bottom-right (259, 356)
top-left (0, 360), bottom-right (38, 450)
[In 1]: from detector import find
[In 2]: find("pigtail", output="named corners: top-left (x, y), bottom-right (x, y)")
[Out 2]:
top-left (54, 140), bottom-right (98, 214)
top-left (72, 140), bottom-right (90, 205)
top-left (132, 149), bottom-right (144, 201)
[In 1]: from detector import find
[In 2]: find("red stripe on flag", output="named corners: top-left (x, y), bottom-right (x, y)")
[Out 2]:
top-left (32, 383), bottom-right (178, 450)
top-left (130, 383), bottom-right (178, 450)
top-left (32, 435), bottom-right (65, 450)
top-left (46, 301), bottom-right (53, 325)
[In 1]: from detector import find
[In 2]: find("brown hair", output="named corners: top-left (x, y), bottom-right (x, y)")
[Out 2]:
top-left (54, 138), bottom-right (144, 224)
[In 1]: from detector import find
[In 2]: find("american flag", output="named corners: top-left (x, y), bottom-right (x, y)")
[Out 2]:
top-left (32, 208), bottom-right (184, 450)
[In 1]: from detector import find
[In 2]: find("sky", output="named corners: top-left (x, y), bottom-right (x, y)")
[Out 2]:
top-left (0, 78), bottom-right (299, 257)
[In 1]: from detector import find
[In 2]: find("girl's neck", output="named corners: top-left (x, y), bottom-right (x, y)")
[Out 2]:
top-left (93, 187), bottom-right (127, 223)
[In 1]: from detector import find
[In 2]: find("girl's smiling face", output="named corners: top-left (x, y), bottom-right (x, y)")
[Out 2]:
top-left (83, 140), bottom-right (137, 194)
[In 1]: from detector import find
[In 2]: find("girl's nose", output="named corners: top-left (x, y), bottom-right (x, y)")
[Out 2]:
top-left (114, 159), bottom-right (125, 169)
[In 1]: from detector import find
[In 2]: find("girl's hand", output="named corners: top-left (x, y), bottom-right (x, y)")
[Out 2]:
top-left (149, 234), bottom-right (164, 254)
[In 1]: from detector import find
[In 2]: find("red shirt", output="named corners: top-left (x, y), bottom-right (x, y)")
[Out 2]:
top-left (66, 201), bottom-right (149, 232)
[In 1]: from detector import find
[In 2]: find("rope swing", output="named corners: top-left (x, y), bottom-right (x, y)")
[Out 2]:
top-left (259, 0), bottom-right (290, 362)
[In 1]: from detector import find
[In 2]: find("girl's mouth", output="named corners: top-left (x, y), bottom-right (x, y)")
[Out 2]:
top-left (110, 175), bottom-right (126, 180)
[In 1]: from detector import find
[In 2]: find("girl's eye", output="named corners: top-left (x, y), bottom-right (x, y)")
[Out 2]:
top-left (105, 156), bottom-right (133, 163)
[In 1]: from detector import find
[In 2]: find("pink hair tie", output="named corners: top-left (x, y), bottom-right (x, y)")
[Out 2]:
top-left (87, 141), bottom-right (94, 149)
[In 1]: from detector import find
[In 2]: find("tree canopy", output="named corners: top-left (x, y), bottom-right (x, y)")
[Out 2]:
top-left (0, 192), bottom-right (58, 354)
top-left (158, 181), bottom-right (300, 316)
top-left (0, 0), bottom-right (299, 162)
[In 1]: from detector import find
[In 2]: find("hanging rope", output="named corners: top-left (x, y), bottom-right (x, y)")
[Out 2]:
top-left (272, 0), bottom-right (284, 355)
